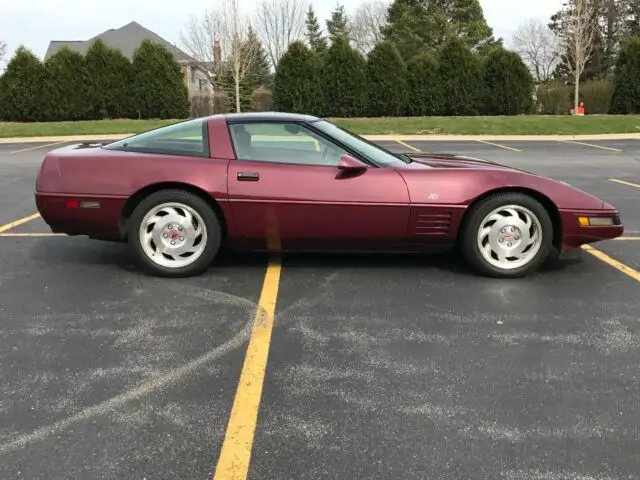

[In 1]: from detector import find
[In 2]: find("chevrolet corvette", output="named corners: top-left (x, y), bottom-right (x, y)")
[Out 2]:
top-left (35, 112), bottom-right (623, 278)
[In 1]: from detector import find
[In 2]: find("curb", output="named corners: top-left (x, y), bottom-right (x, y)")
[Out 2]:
top-left (1, 133), bottom-right (640, 144)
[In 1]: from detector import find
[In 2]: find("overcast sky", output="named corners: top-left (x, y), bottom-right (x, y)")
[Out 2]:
top-left (1, 0), bottom-right (562, 61)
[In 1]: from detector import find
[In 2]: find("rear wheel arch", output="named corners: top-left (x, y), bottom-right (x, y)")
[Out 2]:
top-left (119, 182), bottom-right (227, 240)
top-left (459, 187), bottom-right (563, 251)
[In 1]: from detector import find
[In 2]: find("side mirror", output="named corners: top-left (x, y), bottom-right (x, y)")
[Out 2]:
top-left (336, 154), bottom-right (366, 179)
top-left (338, 154), bottom-right (366, 171)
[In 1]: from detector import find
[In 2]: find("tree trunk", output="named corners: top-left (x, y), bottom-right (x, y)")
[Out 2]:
top-left (574, 70), bottom-right (580, 114)
top-left (235, 74), bottom-right (241, 113)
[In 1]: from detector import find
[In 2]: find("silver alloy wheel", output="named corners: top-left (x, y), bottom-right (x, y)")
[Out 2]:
top-left (476, 204), bottom-right (543, 270)
top-left (139, 202), bottom-right (208, 269)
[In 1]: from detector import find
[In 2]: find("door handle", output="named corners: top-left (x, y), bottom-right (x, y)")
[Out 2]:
top-left (237, 172), bottom-right (259, 181)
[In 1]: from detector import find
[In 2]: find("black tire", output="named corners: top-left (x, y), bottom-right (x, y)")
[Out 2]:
top-left (460, 192), bottom-right (554, 278)
top-left (128, 189), bottom-right (222, 277)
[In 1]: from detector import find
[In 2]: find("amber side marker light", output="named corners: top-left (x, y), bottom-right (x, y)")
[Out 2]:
top-left (578, 216), bottom-right (615, 226)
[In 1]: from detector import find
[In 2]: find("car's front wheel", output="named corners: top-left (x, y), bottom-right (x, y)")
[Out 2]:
top-left (460, 192), bottom-right (553, 278)
top-left (128, 189), bottom-right (222, 277)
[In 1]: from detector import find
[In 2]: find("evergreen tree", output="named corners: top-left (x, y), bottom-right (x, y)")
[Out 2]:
top-left (382, 0), bottom-right (497, 61)
top-left (0, 46), bottom-right (47, 122)
top-left (326, 4), bottom-right (351, 42)
top-left (320, 36), bottom-right (367, 116)
top-left (44, 47), bottom-right (92, 121)
top-left (273, 41), bottom-right (316, 113)
top-left (131, 40), bottom-right (190, 119)
top-left (480, 47), bottom-right (534, 115)
top-left (246, 26), bottom-right (271, 88)
top-left (437, 38), bottom-right (481, 115)
top-left (84, 39), bottom-right (135, 119)
top-left (305, 5), bottom-right (327, 52)
top-left (365, 41), bottom-right (407, 116)
top-left (610, 37), bottom-right (640, 113)
top-left (405, 50), bottom-right (443, 115)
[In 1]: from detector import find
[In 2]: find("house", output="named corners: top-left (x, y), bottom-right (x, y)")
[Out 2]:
top-left (44, 21), bottom-right (213, 97)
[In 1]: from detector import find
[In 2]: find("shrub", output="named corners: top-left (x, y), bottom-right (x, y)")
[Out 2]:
top-left (44, 47), bottom-right (92, 121)
top-left (480, 47), bottom-right (534, 115)
top-left (273, 41), bottom-right (316, 113)
top-left (84, 40), bottom-right (135, 119)
top-left (251, 87), bottom-right (273, 111)
top-left (405, 50), bottom-right (442, 116)
top-left (437, 38), bottom-right (481, 116)
top-left (319, 36), bottom-right (367, 117)
top-left (0, 46), bottom-right (47, 122)
top-left (535, 82), bottom-right (572, 115)
top-left (580, 78), bottom-right (614, 114)
top-left (365, 41), bottom-right (408, 116)
top-left (131, 39), bottom-right (190, 119)
top-left (610, 37), bottom-right (640, 114)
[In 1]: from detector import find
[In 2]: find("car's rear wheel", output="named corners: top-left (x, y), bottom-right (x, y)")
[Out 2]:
top-left (128, 189), bottom-right (221, 277)
top-left (460, 192), bottom-right (553, 278)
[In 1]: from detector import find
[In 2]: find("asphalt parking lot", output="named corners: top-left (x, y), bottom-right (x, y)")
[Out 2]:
top-left (0, 138), bottom-right (639, 479)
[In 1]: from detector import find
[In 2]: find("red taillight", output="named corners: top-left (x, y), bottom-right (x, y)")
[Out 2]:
top-left (66, 200), bottom-right (79, 209)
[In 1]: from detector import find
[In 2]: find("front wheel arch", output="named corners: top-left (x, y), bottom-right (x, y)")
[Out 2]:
top-left (119, 182), bottom-right (227, 241)
top-left (457, 187), bottom-right (563, 252)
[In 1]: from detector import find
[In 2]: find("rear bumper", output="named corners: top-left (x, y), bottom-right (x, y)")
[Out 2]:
top-left (559, 209), bottom-right (624, 250)
top-left (35, 192), bottom-right (126, 240)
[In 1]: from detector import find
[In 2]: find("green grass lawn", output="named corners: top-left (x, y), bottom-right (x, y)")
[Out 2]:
top-left (2, 115), bottom-right (640, 138)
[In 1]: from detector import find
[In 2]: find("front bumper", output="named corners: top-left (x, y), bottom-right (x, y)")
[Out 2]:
top-left (560, 209), bottom-right (624, 250)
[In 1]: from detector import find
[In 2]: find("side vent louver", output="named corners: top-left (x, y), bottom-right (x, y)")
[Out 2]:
top-left (414, 211), bottom-right (453, 236)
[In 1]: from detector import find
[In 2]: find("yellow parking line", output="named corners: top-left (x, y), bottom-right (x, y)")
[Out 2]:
top-left (615, 237), bottom-right (640, 241)
top-left (213, 258), bottom-right (282, 480)
top-left (395, 139), bottom-right (421, 152)
top-left (610, 178), bottom-right (640, 189)
top-left (582, 245), bottom-right (640, 281)
top-left (10, 141), bottom-right (67, 154)
top-left (0, 233), bottom-right (61, 237)
top-left (559, 140), bottom-right (622, 152)
top-left (0, 213), bottom-right (41, 233)
top-left (475, 140), bottom-right (522, 152)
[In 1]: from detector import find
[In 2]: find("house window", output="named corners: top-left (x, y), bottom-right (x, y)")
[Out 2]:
top-left (199, 78), bottom-right (210, 91)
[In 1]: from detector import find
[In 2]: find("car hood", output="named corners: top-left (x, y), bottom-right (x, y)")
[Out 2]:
top-left (405, 153), bottom-right (525, 171)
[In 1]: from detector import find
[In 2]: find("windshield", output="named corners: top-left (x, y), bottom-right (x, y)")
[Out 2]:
top-left (312, 120), bottom-right (409, 167)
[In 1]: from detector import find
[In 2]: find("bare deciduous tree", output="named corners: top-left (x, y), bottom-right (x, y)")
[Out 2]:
top-left (0, 40), bottom-right (7, 62)
top-left (220, 0), bottom-right (260, 112)
top-left (559, 0), bottom-right (599, 112)
top-left (255, 0), bottom-right (308, 68)
top-left (349, 0), bottom-right (389, 54)
top-left (179, 11), bottom-right (224, 77)
top-left (512, 18), bottom-right (561, 84)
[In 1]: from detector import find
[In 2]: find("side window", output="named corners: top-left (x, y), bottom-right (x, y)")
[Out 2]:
top-left (103, 118), bottom-right (209, 158)
top-left (228, 122), bottom-right (349, 166)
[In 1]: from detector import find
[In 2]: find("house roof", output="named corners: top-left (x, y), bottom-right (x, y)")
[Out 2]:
top-left (44, 21), bottom-right (198, 64)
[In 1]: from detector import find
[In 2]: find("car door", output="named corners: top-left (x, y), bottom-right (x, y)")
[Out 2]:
top-left (226, 121), bottom-right (411, 251)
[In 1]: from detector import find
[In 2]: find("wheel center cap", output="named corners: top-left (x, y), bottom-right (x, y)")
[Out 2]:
top-left (503, 232), bottom-right (515, 242)
top-left (170, 230), bottom-right (180, 241)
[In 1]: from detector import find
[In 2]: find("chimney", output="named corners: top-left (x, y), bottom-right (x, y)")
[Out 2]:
top-left (213, 40), bottom-right (221, 75)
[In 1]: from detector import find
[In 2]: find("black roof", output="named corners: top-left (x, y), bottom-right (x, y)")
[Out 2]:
top-left (224, 112), bottom-right (320, 123)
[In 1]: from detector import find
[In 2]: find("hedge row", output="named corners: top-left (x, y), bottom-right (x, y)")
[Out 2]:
top-left (0, 39), bottom-right (190, 122)
top-left (275, 36), bottom-right (640, 117)
top-left (274, 37), bottom-right (535, 117)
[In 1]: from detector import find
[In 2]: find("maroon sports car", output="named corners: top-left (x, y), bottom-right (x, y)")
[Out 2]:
top-left (35, 112), bottom-right (623, 278)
